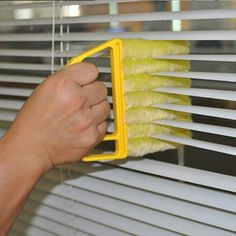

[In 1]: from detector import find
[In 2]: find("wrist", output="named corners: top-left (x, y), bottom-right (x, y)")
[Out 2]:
top-left (0, 131), bottom-right (52, 178)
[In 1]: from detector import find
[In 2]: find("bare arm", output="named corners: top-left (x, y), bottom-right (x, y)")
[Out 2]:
top-left (0, 62), bottom-right (110, 235)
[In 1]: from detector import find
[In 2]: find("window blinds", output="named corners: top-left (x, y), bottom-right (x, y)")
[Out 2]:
top-left (0, 1), bottom-right (235, 235)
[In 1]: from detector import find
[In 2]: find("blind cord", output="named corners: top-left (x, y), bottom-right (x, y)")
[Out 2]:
top-left (51, 0), bottom-right (55, 74)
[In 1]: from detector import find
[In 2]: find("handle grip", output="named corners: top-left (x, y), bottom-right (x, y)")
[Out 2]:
top-left (66, 39), bottom-right (127, 161)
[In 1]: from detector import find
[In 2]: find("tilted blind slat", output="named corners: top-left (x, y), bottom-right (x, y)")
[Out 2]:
top-left (22, 205), bottom-right (142, 236)
top-left (154, 104), bottom-right (236, 120)
top-left (36, 173), bottom-right (236, 232)
top-left (1, 31), bottom-right (236, 42)
top-left (154, 87), bottom-right (236, 101)
top-left (0, 0), bottom-right (140, 11)
top-left (0, 99), bottom-right (24, 110)
top-left (107, 159), bottom-right (236, 193)
top-left (2, 49), bottom-right (236, 62)
top-left (1, 9), bottom-right (236, 26)
top-left (154, 120), bottom-right (236, 138)
top-left (12, 220), bottom-right (57, 236)
top-left (153, 72), bottom-right (236, 83)
top-left (0, 49), bottom-right (82, 58)
top-left (0, 87), bottom-right (32, 97)
top-left (155, 54), bottom-right (236, 62)
top-left (61, 164), bottom-right (236, 213)
top-left (153, 134), bottom-right (236, 156)
top-left (29, 191), bottom-right (177, 236)
top-left (24, 198), bottom-right (235, 236)
top-left (0, 75), bottom-right (44, 84)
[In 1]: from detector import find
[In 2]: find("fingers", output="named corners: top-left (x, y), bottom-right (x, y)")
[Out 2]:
top-left (90, 100), bottom-right (110, 124)
top-left (62, 62), bottom-right (99, 86)
top-left (82, 81), bottom-right (108, 107)
top-left (97, 121), bottom-right (108, 140)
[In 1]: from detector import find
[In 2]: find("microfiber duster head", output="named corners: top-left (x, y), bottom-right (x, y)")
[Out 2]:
top-left (122, 38), bottom-right (192, 156)
top-left (124, 74), bottom-right (191, 92)
top-left (123, 39), bottom-right (190, 59)
top-left (123, 58), bottom-right (190, 75)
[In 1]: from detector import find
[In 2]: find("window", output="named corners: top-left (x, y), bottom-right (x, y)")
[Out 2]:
top-left (1, 1), bottom-right (236, 235)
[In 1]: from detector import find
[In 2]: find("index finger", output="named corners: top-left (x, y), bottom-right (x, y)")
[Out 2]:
top-left (62, 62), bottom-right (99, 86)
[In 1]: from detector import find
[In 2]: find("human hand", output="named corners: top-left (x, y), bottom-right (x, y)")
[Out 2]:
top-left (1, 62), bottom-right (110, 174)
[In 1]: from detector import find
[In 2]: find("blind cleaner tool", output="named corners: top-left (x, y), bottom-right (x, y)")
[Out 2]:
top-left (67, 38), bottom-right (191, 161)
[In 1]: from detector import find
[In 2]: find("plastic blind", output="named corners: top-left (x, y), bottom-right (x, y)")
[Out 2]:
top-left (0, 1), bottom-right (235, 235)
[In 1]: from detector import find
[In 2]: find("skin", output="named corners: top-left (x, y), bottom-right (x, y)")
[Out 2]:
top-left (0, 62), bottom-right (110, 235)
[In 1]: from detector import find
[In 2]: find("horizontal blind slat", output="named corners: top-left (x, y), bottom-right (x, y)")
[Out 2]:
top-left (25, 197), bottom-right (235, 236)
top-left (154, 120), bottom-right (236, 138)
top-left (0, 63), bottom-right (108, 73)
top-left (107, 159), bottom-right (236, 193)
top-left (36, 174), bottom-right (236, 232)
top-left (0, 75), bottom-right (44, 84)
top-left (154, 87), bottom-right (236, 101)
top-left (0, 49), bottom-right (82, 58)
top-left (0, 99), bottom-right (24, 110)
top-left (30, 189), bottom-right (177, 236)
top-left (1, 31), bottom-right (236, 42)
top-left (0, 87), bottom-right (32, 96)
top-left (153, 134), bottom-right (236, 156)
top-left (154, 54), bottom-right (236, 62)
top-left (1, 9), bottom-right (236, 26)
top-left (17, 211), bottom-right (82, 236)
top-left (23, 203), bottom-right (147, 236)
top-left (0, 62), bottom-right (57, 71)
top-left (153, 104), bottom-right (236, 120)
top-left (153, 72), bottom-right (236, 83)
top-left (0, 0), bottom-right (139, 11)
top-left (2, 49), bottom-right (235, 62)
top-left (63, 163), bottom-right (236, 212)
top-left (12, 220), bottom-right (57, 236)
top-left (0, 110), bottom-right (18, 122)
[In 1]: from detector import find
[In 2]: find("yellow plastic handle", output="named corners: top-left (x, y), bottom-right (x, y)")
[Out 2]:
top-left (67, 39), bottom-right (127, 161)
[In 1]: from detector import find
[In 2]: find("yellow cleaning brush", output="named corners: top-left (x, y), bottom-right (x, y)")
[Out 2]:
top-left (67, 38), bottom-right (192, 161)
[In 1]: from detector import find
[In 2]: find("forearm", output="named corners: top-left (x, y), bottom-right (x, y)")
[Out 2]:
top-left (0, 62), bottom-right (108, 234)
top-left (0, 135), bottom-right (48, 235)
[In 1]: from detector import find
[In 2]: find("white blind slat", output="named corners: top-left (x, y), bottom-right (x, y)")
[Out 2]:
top-left (0, 75), bottom-right (44, 84)
top-left (29, 191), bottom-right (176, 236)
top-left (153, 72), bottom-right (236, 83)
top-left (23, 204), bottom-right (141, 236)
top-left (0, 99), bottom-right (24, 110)
top-left (108, 159), bottom-right (236, 193)
top-left (153, 104), bottom-right (236, 120)
top-left (63, 163), bottom-right (236, 213)
top-left (2, 49), bottom-right (235, 63)
top-left (153, 134), bottom-right (236, 156)
top-left (0, 0), bottom-right (140, 11)
top-left (0, 87), bottom-right (32, 97)
top-left (155, 54), bottom-right (236, 62)
top-left (24, 197), bottom-right (235, 236)
top-left (17, 211), bottom-right (81, 236)
top-left (1, 9), bottom-right (236, 26)
top-left (1, 31), bottom-right (236, 42)
top-left (35, 173), bottom-right (236, 232)
top-left (154, 120), bottom-right (236, 138)
top-left (0, 63), bottom-right (108, 73)
top-left (12, 220), bottom-right (56, 236)
top-left (154, 87), bottom-right (236, 101)
top-left (0, 110), bottom-right (18, 122)
top-left (0, 49), bottom-right (83, 58)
